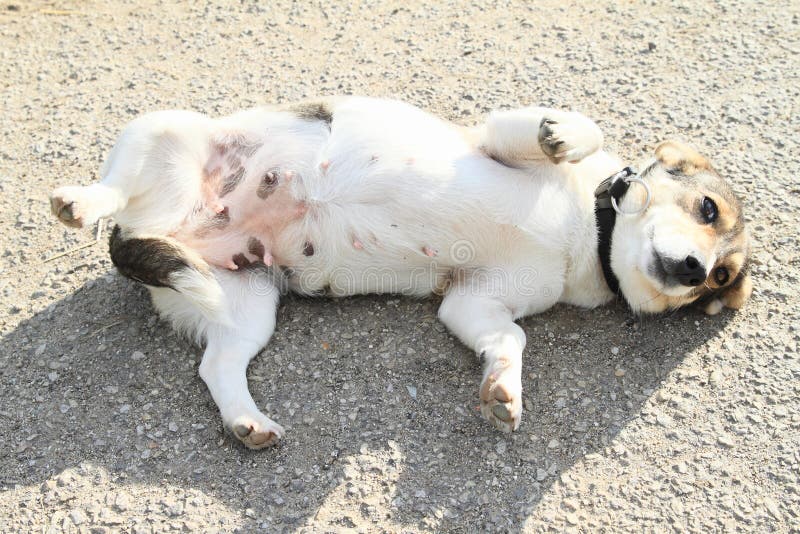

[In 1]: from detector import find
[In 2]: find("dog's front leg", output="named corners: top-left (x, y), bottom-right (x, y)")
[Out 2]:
top-left (438, 289), bottom-right (526, 432)
top-left (191, 270), bottom-right (284, 449)
top-left (199, 335), bottom-right (284, 449)
top-left (478, 106), bottom-right (603, 166)
top-left (149, 264), bottom-right (284, 449)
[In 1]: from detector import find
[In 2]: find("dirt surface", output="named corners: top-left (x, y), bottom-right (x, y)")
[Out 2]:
top-left (1, 1), bottom-right (799, 532)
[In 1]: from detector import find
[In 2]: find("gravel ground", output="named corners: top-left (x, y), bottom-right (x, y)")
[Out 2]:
top-left (1, 1), bottom-right (799, 532)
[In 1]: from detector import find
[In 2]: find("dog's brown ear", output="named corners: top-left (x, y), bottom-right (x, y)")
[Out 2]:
top-left (703, 271), bottom-right (753, 315)
top-left (656, 140), bottom-right (711, 175)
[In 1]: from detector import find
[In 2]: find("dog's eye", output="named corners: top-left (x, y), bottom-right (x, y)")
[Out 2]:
top-left (714, 266), bottom-right (729, 285)
top-left (700, 196), bottom-right (718, 223)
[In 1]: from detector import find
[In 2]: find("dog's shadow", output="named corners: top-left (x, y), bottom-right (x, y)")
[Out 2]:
top-left (0, 272), bottom-right (734, 531)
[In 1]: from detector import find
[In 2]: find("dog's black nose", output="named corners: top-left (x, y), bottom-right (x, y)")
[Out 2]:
top-left (674, 255), bottom-right (706, 286)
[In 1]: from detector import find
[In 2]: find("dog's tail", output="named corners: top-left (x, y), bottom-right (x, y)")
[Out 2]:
top-left (109, 226), bottom-right (229, 325)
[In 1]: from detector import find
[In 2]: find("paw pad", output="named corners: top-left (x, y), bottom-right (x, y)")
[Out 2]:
top-left (538, 118), bottom-right (564, 162)
top-left (479, 366), bottom-right (522, 432)
top-left (230, 416), bottom-right (284, 449)
top-left (50, 196), bottom-right (81, 227)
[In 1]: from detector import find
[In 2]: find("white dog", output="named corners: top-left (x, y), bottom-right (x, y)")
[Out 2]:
top-left (50, 97), bottom-right (752, 448)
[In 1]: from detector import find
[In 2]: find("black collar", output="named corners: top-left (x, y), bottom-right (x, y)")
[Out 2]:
top-left (594, 167), bottom-right (636, 297)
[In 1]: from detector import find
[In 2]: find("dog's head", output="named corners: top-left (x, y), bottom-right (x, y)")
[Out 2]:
top-left (610, 141), bottom-right (752, 314)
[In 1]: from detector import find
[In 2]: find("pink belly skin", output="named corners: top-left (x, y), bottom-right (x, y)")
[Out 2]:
top-left (171, 140), bottom-right (307, 270)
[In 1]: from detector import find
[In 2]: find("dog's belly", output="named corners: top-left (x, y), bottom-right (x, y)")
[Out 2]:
top-left (167, 96), bottom-right (566, 295)
top-left (171, 164), bottom-right (308, 271)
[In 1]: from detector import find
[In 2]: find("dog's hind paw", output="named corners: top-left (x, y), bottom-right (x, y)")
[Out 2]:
top-left (50, 185), bottom-right (105, 229)
top-left (230, 414), bottom-right (284, 449)
top-left (538, 112), bottom-right (603, 164)
top-left (479, 356), bottom-right (522, 433)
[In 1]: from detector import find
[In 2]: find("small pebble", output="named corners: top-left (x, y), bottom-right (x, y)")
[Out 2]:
top-left (69, 509), bottom-right (86, 526)
top-left (717, 436), bottom-right (735, 449)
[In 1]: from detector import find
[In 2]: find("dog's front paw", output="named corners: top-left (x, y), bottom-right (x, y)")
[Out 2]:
top-left (230, 413), bottom-right (284, 449)
top-left (50, 185), bottom-right (102, 229)
top-left (479, 355), bottom-right (522, 432)
top-left (538, 113), bottom-right (603, 164)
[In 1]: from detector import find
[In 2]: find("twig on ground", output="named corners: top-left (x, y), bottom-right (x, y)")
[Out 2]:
top-left (44, 219), bottom-right (104, 263)
top-left (86, 320), bottom-right (123, 338)
top-left (39, 9), bottom-right (84, 16)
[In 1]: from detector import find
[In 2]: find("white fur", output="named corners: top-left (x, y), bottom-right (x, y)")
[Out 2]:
top-left (51, 97), bottom-right (660, 448)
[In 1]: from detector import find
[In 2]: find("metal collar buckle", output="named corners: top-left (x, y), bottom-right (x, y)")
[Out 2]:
top-left (609, 167), bottom-right (651, 216)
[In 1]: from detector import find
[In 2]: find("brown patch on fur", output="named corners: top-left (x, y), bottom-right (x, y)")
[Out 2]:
top-left (247, 236), bottom-right (266, 260)
top-left (232, 253), bottom-right (252, 269)
top-left (225, 154), bottom-right (241, 169)
top-left (206, 139), bottom-right (262, 198)
top-left (656, 140), bottom-right (711, 175)
top-left (711, 195), bottom-right (741, 234)
top-left (108, 226), bottom-right (209, 288)
top-left (235, 142), bottom-right (261, 158)
top-left (220, 167), bottom-right (245, 197)
top-left (285, 101), bottom-right (333, 127)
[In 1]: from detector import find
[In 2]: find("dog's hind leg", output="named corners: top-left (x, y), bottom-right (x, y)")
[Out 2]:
top-left (51, 110), bottom-right (211, 230)
top-left (198, 270), bottom-right (284, 449)
top-left (152, 268), bottom-right (284, 449)
top-left (438, 287), bottom-right (527, 433)
top-left (478, 106), bottom-right (603, 166)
